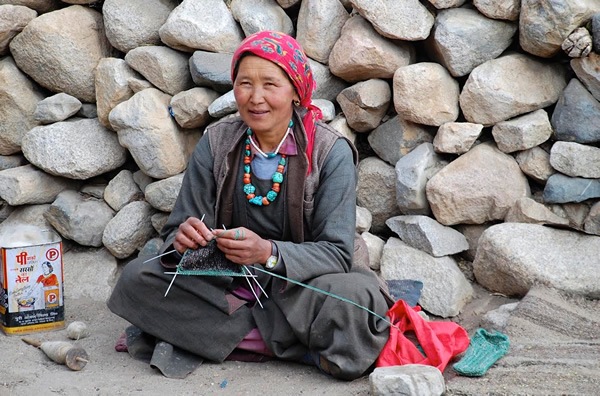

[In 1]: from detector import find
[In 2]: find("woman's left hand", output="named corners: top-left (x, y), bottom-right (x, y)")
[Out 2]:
top-left (211, 227), bottom-right (271, 266)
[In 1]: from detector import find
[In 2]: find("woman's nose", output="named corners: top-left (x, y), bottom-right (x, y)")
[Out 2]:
top-left (249, 87), bottom-right (265, 104)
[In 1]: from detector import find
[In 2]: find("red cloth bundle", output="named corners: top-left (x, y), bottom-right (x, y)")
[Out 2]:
top-left (376, 299), bottom-right (470, 372)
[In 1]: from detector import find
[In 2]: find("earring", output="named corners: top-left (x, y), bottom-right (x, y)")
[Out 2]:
top-left (293, 100), bottom-right (300, 106)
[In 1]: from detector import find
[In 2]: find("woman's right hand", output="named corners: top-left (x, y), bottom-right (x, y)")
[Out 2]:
top-left (173, 217), bottom-right (213, 254)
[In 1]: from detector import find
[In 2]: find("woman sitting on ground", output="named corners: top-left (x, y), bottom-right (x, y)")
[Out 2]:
top-left (108, 30), bottom-right (390, 381)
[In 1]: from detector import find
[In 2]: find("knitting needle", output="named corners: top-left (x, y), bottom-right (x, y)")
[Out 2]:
top-left (143, 250), bottom-right (176, 263)
top-left (143, 214), bottom-right (206, 264)
top-left (242, 266), bottom-right (264, 309)
top-left (164, 270), bottom-right (178, 297)
top-left (219, 225), bottom-right (268, 298)
top-left (164, 214), bottom-right (207, 297)
top-left (247, 266), bottom-right (269, 299)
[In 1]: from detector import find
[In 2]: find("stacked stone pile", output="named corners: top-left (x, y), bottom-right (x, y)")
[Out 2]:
top-left (1, 0), bottom-right (600, 323)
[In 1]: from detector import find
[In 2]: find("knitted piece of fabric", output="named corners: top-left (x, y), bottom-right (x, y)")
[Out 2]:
top-left (453, 328), bottom-right (510, 377)
top-left (177, 240), bottom-right (244, 277)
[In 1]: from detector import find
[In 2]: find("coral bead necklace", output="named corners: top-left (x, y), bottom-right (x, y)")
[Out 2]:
top-left (243, 120), bottom-right (293, 206)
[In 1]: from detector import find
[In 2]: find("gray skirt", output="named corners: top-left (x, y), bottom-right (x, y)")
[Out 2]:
top-left (107, 257), bottom-right (390, 380)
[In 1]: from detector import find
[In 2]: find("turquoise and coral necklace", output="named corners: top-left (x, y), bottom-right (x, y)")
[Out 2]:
top-left (243, 120), bottom-right (293, 206)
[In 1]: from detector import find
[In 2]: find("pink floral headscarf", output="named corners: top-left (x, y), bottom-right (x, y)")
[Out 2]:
top-left (231, 30), bottom-right (322, 175)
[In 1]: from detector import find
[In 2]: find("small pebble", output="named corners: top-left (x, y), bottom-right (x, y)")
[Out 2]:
top-left (66, 321), bottom-right (90, 340)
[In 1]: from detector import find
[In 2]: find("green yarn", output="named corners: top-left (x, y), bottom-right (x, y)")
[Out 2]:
top-left (251, 265), bottom-right (398, 329)
top-left (453, 328), bottom-right (510, 377)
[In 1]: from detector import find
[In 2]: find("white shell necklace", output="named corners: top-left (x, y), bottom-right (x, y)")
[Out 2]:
top-left (248, 120), bottom-right (293, 158)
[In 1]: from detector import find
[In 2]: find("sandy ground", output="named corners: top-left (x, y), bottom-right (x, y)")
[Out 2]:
top-left (0, 286), bottom-right (512, 396)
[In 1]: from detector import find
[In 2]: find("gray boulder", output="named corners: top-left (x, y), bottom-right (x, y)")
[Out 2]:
top-left (0, 57), bottom-right (44, 155)
top-left (22, 119), bottom-right (128, 180)
top-left (109, 88), bottom-right (201, 179)
top-left (45, 190), bottom-right (115, 247)
top-left (350, 0), bottom-right (434, 41)
top-left (386, 215), bottom-right (469, 257)
top-left (329, 15), bottom-right (414, 82)
top-left (124, 46), bottom-right (194, 96)
top-left (0, 164), bottom-right (78, 205)
top-left (474, 223), bottom-right (600, 298)
top-left (380, 237), bottom-right (473, 317)
top-left (231, 0), bottom-right (293, 37)
top-left (551, 78), bottom-right (600, 144)
top-left (103, 0), bottom-right (178, 53)
top-left (33, 93), bottom-right (82, 124)
top-left (460, 53), bottom-right (567, 126)
top-left (102, 201), bottom-right (157, 259)
top-left (426, 142), bottom-right (530, 225)
top-left (0, 4), bottom-right (37, 55)
top-left (9, 5), bottom-right (114, 102)
top-left (189, 51), bottom-right (234, 93)
top-left (158, 0), bottom-right (244, 53)
top-left (144, 173), bottom-right (184, 212)
top-left (427, 7), bottom-right (517, 77)
top-left (357, 157), bottom-right (401, 233)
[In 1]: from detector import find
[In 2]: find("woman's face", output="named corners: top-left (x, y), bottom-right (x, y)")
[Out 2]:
top-left (42, 263), bottom-right (50, 275)
top-left (234, 55), bottom-right (299, 138)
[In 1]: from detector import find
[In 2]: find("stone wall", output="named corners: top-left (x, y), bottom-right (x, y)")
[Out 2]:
top-left (1, 0), bottom-right (600, 312)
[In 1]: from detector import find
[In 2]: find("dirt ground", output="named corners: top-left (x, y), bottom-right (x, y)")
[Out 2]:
top-left (0, 286), bottom-right (513, 396)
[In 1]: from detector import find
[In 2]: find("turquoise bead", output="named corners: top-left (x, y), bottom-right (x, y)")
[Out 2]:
top-left (243, 184), bottom-right (255, 194)
top-left (266, 191), bottom-right (278, 201)
top-left (243, 123), bottom-right (292, 206)
top-left (272, 172), bottom-right (283, 183)
top-left (250, 196), bottom-right (263, 205)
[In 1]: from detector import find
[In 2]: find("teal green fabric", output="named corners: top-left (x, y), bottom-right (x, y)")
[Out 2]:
top-left (453, 328), bottom-right (510, 376)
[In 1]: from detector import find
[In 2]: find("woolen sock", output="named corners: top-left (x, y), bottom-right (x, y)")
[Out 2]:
top-left (452, 328), bottom-right (510, 377)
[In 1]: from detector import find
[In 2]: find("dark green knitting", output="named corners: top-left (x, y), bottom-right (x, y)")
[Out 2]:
top-left (452, 328), bottom-right (510, 377)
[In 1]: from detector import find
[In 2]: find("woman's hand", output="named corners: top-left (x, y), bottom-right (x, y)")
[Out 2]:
top-left (211, 227), bottom-right (271, 266)
top-left (173, 217), bottom-right (213, 254)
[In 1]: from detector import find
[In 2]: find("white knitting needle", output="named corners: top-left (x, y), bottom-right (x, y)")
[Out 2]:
top-left (144, 214), bottom-right (206, 264)
top-left (164, 270), bottom-right (178, 297)
top-left (143, 250), bottom-right (176, 263)
top-left (220, 225), bottom-right (268, 298)
top-left (163, 214), bottom-right (206, 297)
top-left (242, 266), bottom-right (264, 309)
top-left (247, 266), bottom-right (269, 299)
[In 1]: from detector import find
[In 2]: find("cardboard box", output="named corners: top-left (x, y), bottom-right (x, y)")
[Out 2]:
top-left (0, 231), bottom-right (65, 335)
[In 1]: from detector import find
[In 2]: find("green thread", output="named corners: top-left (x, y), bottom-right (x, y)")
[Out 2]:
top-left (251, 265), bottom-right (398, 330)
top-left (171, 249), bottom-right (397, 329)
